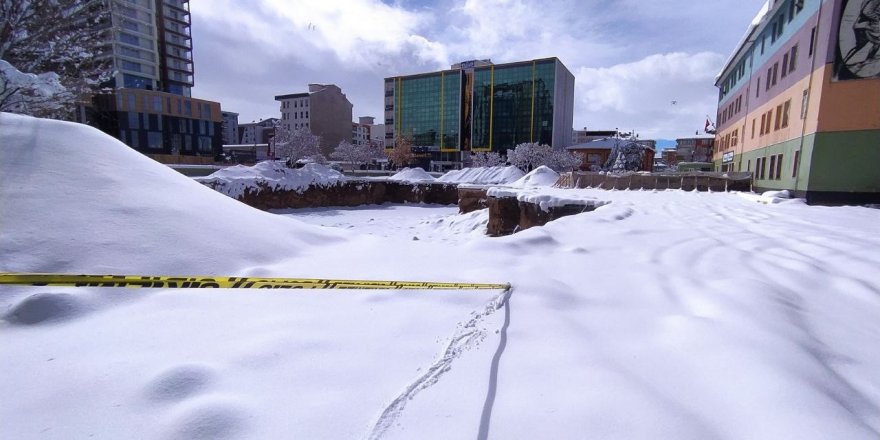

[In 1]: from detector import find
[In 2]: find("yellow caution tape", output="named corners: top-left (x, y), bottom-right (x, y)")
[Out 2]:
top-left (0, 273), bottom-right (510, 290)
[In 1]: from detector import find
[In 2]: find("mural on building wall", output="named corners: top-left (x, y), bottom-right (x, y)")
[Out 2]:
top-left (835, 0), bottom-right (880, 80)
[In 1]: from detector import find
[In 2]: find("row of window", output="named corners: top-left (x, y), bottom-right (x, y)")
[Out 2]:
top-left (720, 95), bottom-right (743, 125)
top-left (115, 91), bottom-right (214, 119)
top-left (281, 99), bottom-right (309, 109)
top-left (124, 111), bottom-right (214, 136)
top-left (718, 0), bottom-right (807, 101)
top-left (750, 150), bottom-right (800, 181)
top-left (119, 129), bottom-right (213, 154)
top-left (758, 44), bottom-right (799, 97)
top-left (282, 111), bottom-right (308, 120)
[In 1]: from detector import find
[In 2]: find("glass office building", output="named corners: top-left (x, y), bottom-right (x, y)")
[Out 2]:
top-left (385, 57), bottom-right (574, 166)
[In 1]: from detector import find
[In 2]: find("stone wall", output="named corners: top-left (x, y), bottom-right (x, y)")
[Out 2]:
top-left (480, 189), bottom-right (599, 237)
top-left (201, 180), bottom-right (459, 211)
top-left (557, 171), bottom-right (752, 192)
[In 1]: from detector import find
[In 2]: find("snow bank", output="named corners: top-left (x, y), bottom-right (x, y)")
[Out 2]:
top-left (737, 189), bottom-right (802, 205)
top-left (487, 186), bottom-right (610, 212)
top-left (387, 167), bottom-right (436, 183)
top-left (0, 113), bottom-right (339, 276)
top-left (437, 166), bottom-right (525, 184)
top-left (196, 161), bottom-right (346, 198)
top-left (510, 165), bottom-right (560, 187)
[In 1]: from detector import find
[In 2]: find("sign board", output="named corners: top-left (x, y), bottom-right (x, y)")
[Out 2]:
top-left (722, 150), bottom-right (734, 164)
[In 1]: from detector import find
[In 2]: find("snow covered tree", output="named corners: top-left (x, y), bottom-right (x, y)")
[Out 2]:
top-left (1, 0), bottom-right (114, 118)
top-left (470, 151), bottom-right (505, 167)
top-left (331, 140), bottom-right (369, 170)
top-left (507, 142), bottom-right (553, 172)
top-left (507, 142), bottom-right (583, 172)
top-left (386, 135), bottom-right (415, 169)
top-left (547, 149), bottom-right (583, 172)
top-left (0, 59), bottom-right (68, 116)
top-left (605, 138), bottom-right (646, 173)
top-left (273, 124), bottom-right (323, 167)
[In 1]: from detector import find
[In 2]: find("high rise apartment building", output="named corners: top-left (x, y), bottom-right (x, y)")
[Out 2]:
top-left (276, 84), bottom-right (354, 156)
top-left (91, 0), bottom-right (222, 160)
top-left (384, 58), bottom-right (575, 165)
top-left (714, 0), bottom-right (880, 204)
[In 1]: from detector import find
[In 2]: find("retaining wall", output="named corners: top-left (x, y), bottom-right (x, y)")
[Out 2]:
top-left (557, 172), bottom-right (752, 192)
top-left (201, 180), bottom-right (459, 211)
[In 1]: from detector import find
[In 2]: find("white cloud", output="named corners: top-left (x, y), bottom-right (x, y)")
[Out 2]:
top-left (192, 0), bottom-right (765, 139)
top-left (574, 52), bottom-right (725, 139)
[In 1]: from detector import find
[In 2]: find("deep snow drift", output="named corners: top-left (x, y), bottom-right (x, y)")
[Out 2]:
top-left (3, 114), bottom-right (880, 440)
top-left (387, 167), bottom-right (436, 183)
top-left (436, 166), bottom-right (525, 184)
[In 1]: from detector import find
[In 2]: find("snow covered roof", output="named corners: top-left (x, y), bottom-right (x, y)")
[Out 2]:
top-left (715, 0), bottom-right (771, 83)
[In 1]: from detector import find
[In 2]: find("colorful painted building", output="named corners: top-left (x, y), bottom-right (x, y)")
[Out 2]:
top-left (714, 0), bottom-right (880, 204)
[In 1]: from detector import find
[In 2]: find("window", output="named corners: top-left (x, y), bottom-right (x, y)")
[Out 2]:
top-left (775, 154), bottom-right (783, 180)
top-left (128, 112), bottom-right (139, 129)
top-left (766, 68), bottom-right (772, 90)
top-left (800, 89), bottom-right (810, 119)
top-left (119, 33), bottom-right (140, 46)
top-left (781, 100), bottom-right (791, 128)
top-left (775, 104), bottom-right (783, 130)
top-left (760, 113), bottom-right (767, 135)
top-left (123, 74), bottom-right (151, 89)
top-left (153, 96), bottom-right (162, 112)
top-left (184, 101), bottom-right (192, 116)
top-left (767, 109), bottom-right (773, 132)
top-left (305, 111), bottom-right (309, 118)
top-left (756, 77), bottom-right (761, 97)
top-left (782, 53), bottom-right (789, 77)
top-left (809, 27), bottom-right (816, 56)
top-left (761, 35), bottom-right (766, 54)
top-left (789, 45), bottom-right (798, 72)
top-left (772, 62), bottom-right (779, 87)
top-left (747, 159), bottom-right (751, 172)
top-left (769, 155), bottom-right (776, 179)
top-left (147, 131), bottom-right (163, 149)
top-left (751, 119), bottom-right (756, 138)
top-left (792, 150), bottom-right (800, 177)
top-left (732, 129), bottom-right (739, 147)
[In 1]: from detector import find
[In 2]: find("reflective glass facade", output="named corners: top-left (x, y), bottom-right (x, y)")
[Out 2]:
top-left (472, 59), bottom-right (556, 153)
top-left (386, 57), bottom-right (573, 163)
top-left (394, 71), bottom-right (461, 151)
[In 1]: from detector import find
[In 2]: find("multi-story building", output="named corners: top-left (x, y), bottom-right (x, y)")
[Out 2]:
top-left (675, 137), bottom-right (715, 163)
top-left (370, 123), bottom-right (386, 148)
top-left (221, 111), bottom-right (239, 145)
top-left (275, 84), bottom-right (354, 156)
top-left (352, 116), bottom-right (374, 147)
top-left (714, 0), bottom-right (880, 204)
top-left (238, 118), bottom-right (278, 145)
top-left (90, 0), bottom-right (222, 160)
top-left (384, 57), bottom-right (575, 166)
top-left (572, 129), bottom-right (618, 145)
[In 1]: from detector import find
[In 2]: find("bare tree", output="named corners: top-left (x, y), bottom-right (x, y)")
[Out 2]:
top-left (386, 135), bottom-right (414, 169)
top-left (470, 151), bottom-right (505, 167)
top-left (1, 0), bottom-right (114, 118)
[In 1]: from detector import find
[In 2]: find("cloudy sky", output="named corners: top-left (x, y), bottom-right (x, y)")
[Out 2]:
top-left (190, 0), bottom-right (767, 141)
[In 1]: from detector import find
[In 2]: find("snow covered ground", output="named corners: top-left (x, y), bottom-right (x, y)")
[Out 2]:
top-left (2, 113), bottom-right (880, 439)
